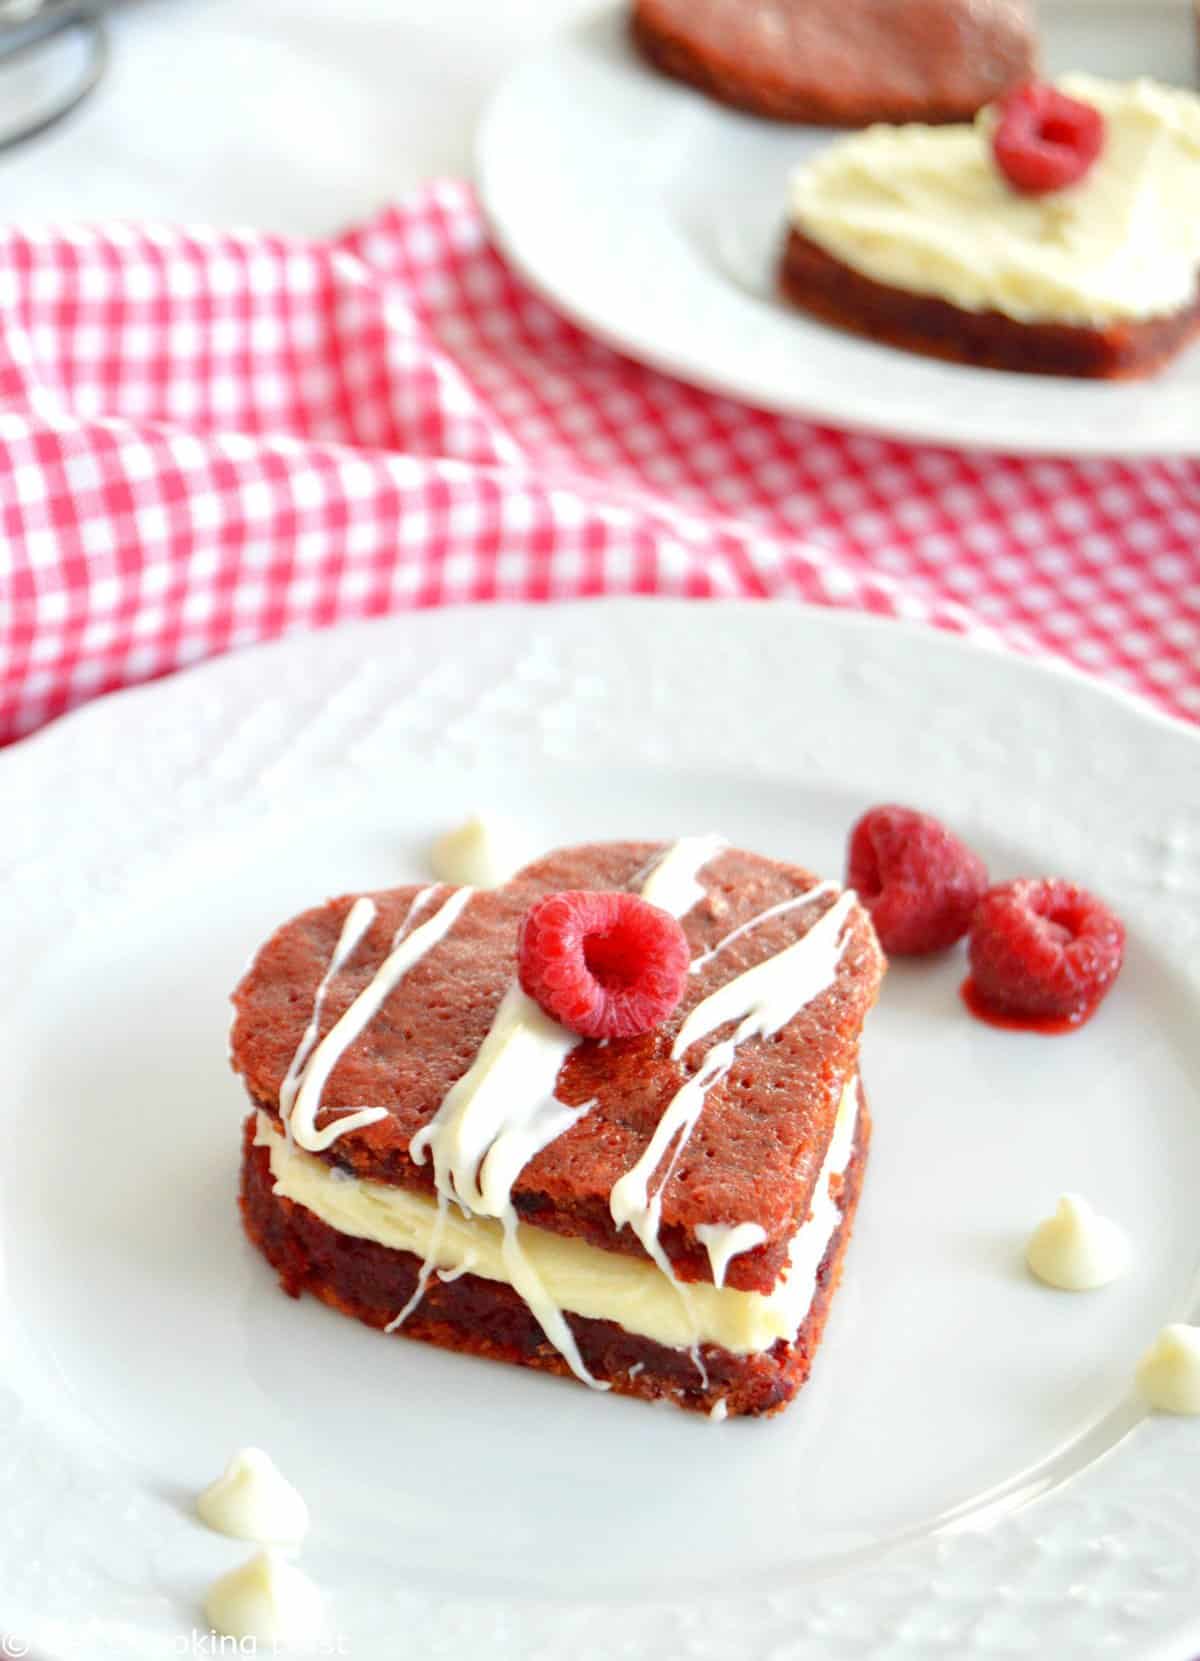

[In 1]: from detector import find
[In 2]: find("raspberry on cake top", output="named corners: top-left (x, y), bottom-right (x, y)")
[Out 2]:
top-left (787, 75), bottom-right (1200, 327)
top-left (232, 837), bottom-right (885, 1415)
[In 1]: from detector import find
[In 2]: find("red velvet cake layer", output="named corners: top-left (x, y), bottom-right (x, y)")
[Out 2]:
top-left (631, 0), bottom-right (1035, 126)
top-left (780, 227), bottom-right (1200, 379)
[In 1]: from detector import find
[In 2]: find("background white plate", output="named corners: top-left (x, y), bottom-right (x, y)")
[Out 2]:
top-left (2, 602), bottom-right (1199, 1659)
top-left (477, 2), bottom-right (1200, 457)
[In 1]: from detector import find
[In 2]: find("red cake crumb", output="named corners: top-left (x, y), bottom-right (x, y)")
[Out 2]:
top-left (518, 890), bottom-right (690, 1038)
top-left (967, 877), bottom-right (1125, 1023)
top-left (846, 804), bottom-right (986, 955)
top-left (993, 81), bottom-right (1105, 195)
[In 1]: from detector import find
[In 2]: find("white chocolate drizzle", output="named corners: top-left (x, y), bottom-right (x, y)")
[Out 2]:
top-left (637, 832), bottom-right (726, 917)
top-left (392, 883), bottom-right (441, 945)
top-left (609, 888), bottom-right (858, 1279)
top-left (279, 895), bottom-right (377, 1138)
top-left (437, 1257), bottom-right (477, 1284)
top-left (397, 836), bottom-right (725, 1385)
top-left (688, 882), bottom-right (837, 976)
top-left (287, 886), bottom-right (474, 1153)
top-left (384, 1192), bottom-right (449, 1334)
top-left (409, 983), bottom-right (587, 1217)
top-left (321, 883), bottom-right (443, 1295)
top-left (695, 1222), bottom-right (769, 1290)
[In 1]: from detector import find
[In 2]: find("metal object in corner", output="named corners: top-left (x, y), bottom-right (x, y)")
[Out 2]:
top-left (0, 0), bottom-right (109, 154)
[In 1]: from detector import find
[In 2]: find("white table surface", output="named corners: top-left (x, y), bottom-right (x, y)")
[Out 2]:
top-left (0, 0), bottom-right (593, 236)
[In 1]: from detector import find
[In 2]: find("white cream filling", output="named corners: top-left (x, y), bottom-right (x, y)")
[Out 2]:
top-left (256, 1078), bottom-right (859, 1358)
top-left (789, 75), bottom-right (1200, 326)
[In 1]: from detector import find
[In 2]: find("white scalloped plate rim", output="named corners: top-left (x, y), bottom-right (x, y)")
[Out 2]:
top-left (475, 2), bottom-right (1200, 458)
top-left (1, 600), bottom-right (1198, 1661)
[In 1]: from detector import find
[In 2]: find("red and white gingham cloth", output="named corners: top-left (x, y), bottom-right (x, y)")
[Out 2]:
top-left (1, 179), bottom-right (1197, 746)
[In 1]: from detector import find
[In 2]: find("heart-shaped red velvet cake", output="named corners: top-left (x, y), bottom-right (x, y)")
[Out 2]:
top-left (232, 838), bottom-right (885, 1416)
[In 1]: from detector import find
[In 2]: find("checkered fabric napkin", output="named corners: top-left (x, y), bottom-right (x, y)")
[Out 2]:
top-left (1, 179), bottom-right (1197, 746)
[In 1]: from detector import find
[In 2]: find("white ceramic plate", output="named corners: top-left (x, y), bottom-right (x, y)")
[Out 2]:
top-left (2, 601), bottom-right (1199, 1660)
top-left (476, 2), bottom-right (1200, 457)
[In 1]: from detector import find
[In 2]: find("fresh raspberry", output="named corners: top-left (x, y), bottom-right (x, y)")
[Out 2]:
top-left (968, 879), bottom-right (1125, 1022)
top-left (517, 890), bottom-right (690, 1039)
top-left (992, 81), bottom-right (1105, 195)
top-left (846, 804), bottom-right (987, 956)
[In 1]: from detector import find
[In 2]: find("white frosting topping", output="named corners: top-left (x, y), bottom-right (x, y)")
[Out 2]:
top-left (1025, 1194), bottom-right (1130, 1291)
top-left (1136, 1323), bottom-right (1200, 1416)
top-left (695, 1222), bottom-right (768, 1290)
top-left (610, 888), bottom-right (857, 1278)
top-left (789, 75), bottom-right (1200, 325)
top-left (286, 886), bottom-right (474, 1152)
top-left (430, 814), bottom-right (527, 889)
top-left (256, 1079), bottom-right (858, 1355)
top-left (401, 835), bottom-right (726, 1386)
top-left (709, 1398), bottom-right (728, 1422)
top-left (204, 1549), bottom-right (324, 1645)
top-left (196, 1448), bottom-right (309, 1546)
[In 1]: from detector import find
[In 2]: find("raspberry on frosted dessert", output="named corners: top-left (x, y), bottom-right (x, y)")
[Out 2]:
top-left (991, 81), bottom-right (1105, 194)
top-left (781, 75), bottom-right (1200, 377)
top-left (630, 0), bottom-right (1035, 127)
top-left (230, 839), bottom-right (885, 1417)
